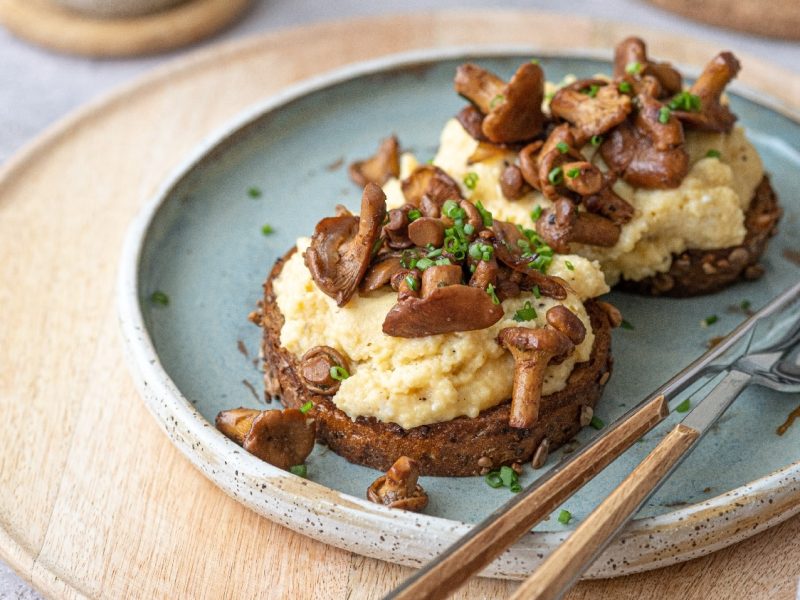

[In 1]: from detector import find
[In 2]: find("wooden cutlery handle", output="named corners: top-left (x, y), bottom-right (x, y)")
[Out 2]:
top-left (510, 423), bottom-right (701, 600)
top-left (387, 395), bottom-right (669, 600)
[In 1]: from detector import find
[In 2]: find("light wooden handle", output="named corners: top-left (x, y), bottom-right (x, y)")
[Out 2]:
top-left (387, 395), bottom-right (670, 600)
top-left (510, 423), bottom-right (701, 600)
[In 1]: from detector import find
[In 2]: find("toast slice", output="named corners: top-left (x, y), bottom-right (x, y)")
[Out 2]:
top-left (258, 248), bottom-right (614, 476)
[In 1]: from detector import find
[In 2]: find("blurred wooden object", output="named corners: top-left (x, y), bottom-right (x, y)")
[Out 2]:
top-left (0, 12), bottom-right (799, 600)
top-left (648, 0), bottom-right (800, 41)
top-left (0, 0), bottom-right (250, 57)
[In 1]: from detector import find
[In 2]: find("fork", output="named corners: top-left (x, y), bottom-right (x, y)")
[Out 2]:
top-left (512, 288), bottom-right (800, 599)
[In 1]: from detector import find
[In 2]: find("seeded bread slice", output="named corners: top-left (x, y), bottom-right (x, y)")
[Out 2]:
top-left (618, 176), bottom-right (781, 296)
top-left (258, 248), bottom-right (614, 476)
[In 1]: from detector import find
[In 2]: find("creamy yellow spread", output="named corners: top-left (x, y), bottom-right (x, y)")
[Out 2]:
top-left (273, 239), bottom-right (608, 430)
top-left (427, 118), bottom-right (764, 285)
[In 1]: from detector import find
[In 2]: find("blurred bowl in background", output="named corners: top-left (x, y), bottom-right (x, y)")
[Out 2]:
top-left (51, 0), bottom-right (190, 18)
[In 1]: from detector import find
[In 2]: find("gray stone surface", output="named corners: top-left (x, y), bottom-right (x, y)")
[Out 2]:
top-left (1, 0), bottom-right (796, 596)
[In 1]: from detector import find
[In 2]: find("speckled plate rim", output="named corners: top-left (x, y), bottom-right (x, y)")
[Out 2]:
top-left (117, 45), bottom-right (800, 580)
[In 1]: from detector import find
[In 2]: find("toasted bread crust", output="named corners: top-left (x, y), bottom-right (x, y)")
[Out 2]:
top-left (259, 248), bottom-right (614, 476)
top-left (618, 176), bottom-right (781, 296)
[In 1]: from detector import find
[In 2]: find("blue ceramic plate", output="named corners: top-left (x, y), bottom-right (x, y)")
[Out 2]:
top-left (119, 48), bottom-right (800, 579)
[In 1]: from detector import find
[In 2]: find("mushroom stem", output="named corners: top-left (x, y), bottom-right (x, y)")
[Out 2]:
top-left (509, 355), bottom-right (550, 428)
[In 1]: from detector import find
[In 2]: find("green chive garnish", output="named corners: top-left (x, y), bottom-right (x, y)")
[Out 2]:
top-left (261, 223), bottom-right (275, 235)
top-left (590, 135), bottom-right (603, 147)
top-left (299, 401), bottom-right (313, 414)
top-left (706, 149), bottom-right (721, 159)
top-left (618, 81), bottom-right (632, 94)
top-left (490, 94), bottom-right (505, 108)
top-left (404, 274), bottom-right (419, 291)
top-left (150, 291), bottom-right (169, 306)
top-left (586, 84), bottom-right (599, 98)
top-left (530, 58), bottom-right (540, 65)
top-left (556, 142), bottom-right (569, 154)
top-left (463, 172), bottom-right (479, 190)
top-left (566, 167), bottom-right (580, 179)
top-left (625, 61), bottom-right (642, 75)
top-left (531, 205), bottom-right (543, 221)
top-left (590, 415), bottom-right (605, 430)
top-left (248, 186), bottom-right (262, 199)
top-left (513, 301), bottom-right (537, 322)
top-left (475, 201), bottom-right (493, 227)
top-left (485, 471), bottom-right (503, 488)
top-left (532, 285), bottom-right (541, 299)
top-left (557, 509), bottom-right (572, 524)
top-left (548, 166), bottom-right (563, 186)
top-left (668, 91), bottom-right (702, 112)
top-left (620, 320), bottom-right (634, 330)
top-left (675, 398), bottom-right (691, 413)
top-left (486, 283), bottom-right (500, 305)
top-left (408, 208), bottom-right (422, 221)
top-left (289, 464), bottom-right (307, 477)
top-left (564, 260), bottom-right (575, 271)
top-left (702, 315), bottom-right (718, 327)
top-left (330, 365), bottom-right (350, 381)
top-left (658, 106), bottom-right (671, 124)
top-left (740, 299), bottom-right (752, 311)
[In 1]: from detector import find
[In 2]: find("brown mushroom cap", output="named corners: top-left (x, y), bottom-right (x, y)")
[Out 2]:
top-left (408, 217), bottom-right (445, 248)
top-left (536, 201), bottom-right (621, 252)
top-left (348, 135), bottom-right (400, 187)
top-left (549, 79), bottom-right (633, 139)
top-left (215, 408), bottom-right (260, 445)
top-left (305, 183), bottom-right (387, 306)
top-left (673, 52), bottom-right (740, 133)
top-left (401, 165), bottom-right (463, 215)
top-left (546, 305), bottom-right (587, 345)
top-left (455, 62), bottom-right (546, 143)
top-left (498, 327), bottom-right (575, 428)
top-left (242, 409), bottom-right (316, 471)
top-left (367, 456), bottom-right (428, 512)
top-left (299, 346), bottom-right (350, 395)
top-left (600, 96), bottom-right (689, 189)
top-left (613, 37), bottom-right (683, 97)
top-left (383, 207), bottom-right (413, 250)
top-left (360, 254), bottom-right (404, 294)
top-left (382, 283), bottom-right (504, 338)
top-left (583, 186), bottom-right (635, 225)
top-left (500, 164), bottom-right (529, 200)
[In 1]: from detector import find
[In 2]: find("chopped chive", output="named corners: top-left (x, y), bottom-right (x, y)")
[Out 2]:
top-left (566, 167), bottom-right (580, 179)
top-left (675, 398), bottom-right (691, 413)
top-left (499, 466), bottom-right (516, 487)
top-left (556, 141), bottom-right (569, 154)
top-left (415, 257), bottom-right (434, 271)
top-left (463, 172), bottom-right (479, 190)
top-left (564, 260), bottom-right (575, 271)
top-left (625, 61), bottom-right (642, 75)
top-left (434, 257), bottom-right (451, 266)
top-left (299, 401), bottom-right (313, 414)
top-left (464, 223), bottom-right (475, 235)
top-left (426, 247), bottom-right (443, 258)
top-left (618, 81), bottom-right (632, 94)
top-left (530, 58), bottom-right (540, 65)
top-left (548, 166), bottom-right (563, 186)
top-left (706, 149), bottom-right (721, 159)
top-left (248, 186), bottom-right (262, 199)
top-left (475, 201), bottom-right (493, 226)
top-left (532, 285), bottom-right (541, 299)
top-left (586, 84), bottom-right (599, 98)
top-left (289, 464), bottom-right (307, 478)
top-left (513, 301), bottom-right (537, 322)
top-left (590, 415), bottom-right (605, 430)
top-left (590, 134), bottom-right (603, 147)
top-left (557, 509), bottom-right (572, 524)
top-left (668, 91), bottom-right (702, 112)
top-left (658, 106), bottom-right (671, 124)
top-left (701, 315), bottom-right (719, 327)
top-left (404, 274), bottom-right (419, 291)
top-left (329, 365), bottom-right (350, 381)
top-left (740, 299), bottom-right (752, 311)
top-left (620, 319), bottom-right (634, 330)
top-left (150, 290), bottom-right (169, 306)
top-left (261, 223), bottom-right (275, 235)
top-left (486, 283), bottom-right (500, 305)
top-left (485, 471), bottom-right (503, 488)
top-left (426, 158), bottom-right (435, 165)
top-left (510, 482), bottom-right (522, 493)
top-left (490, 94), bottom-right (505, 109)
top-left (408, 208), bottom-right (422, 221)
top-left (531, 205), bottom-right (543, 221)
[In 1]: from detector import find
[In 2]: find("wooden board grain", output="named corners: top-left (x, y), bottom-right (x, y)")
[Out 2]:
top-left (0, 0), bottom-right (250, 57)
top-left (0, 11), bottom-right (798, 600)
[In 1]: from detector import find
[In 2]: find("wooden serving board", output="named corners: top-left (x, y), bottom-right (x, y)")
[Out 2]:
top-left (1, 12), bottom-right (798, 599)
